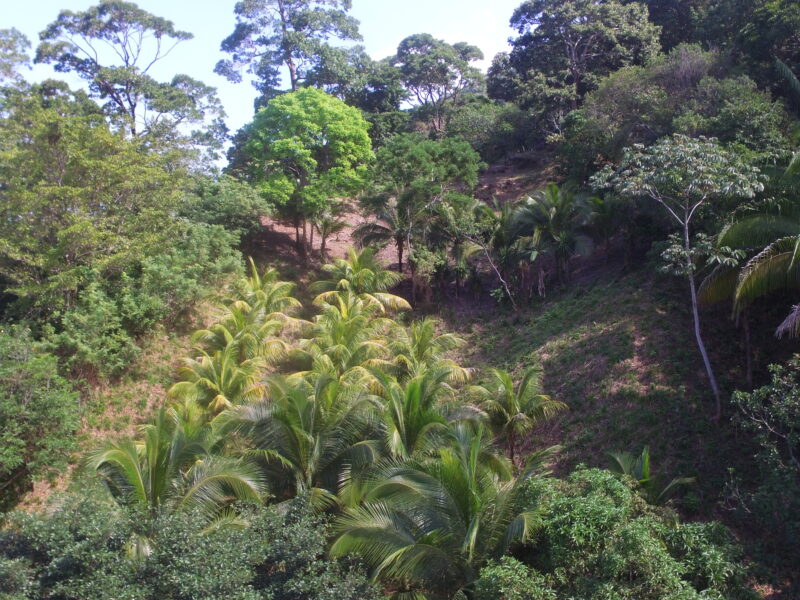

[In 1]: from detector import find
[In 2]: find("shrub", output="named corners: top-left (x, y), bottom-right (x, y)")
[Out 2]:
top-left (0, 327), bottom-right (79, 509)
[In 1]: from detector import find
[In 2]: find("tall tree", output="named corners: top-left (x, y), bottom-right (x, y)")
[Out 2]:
top-left (393, 33), bottom-right (484, 133)
top-left (36, 1), bottom-right (224, 144)
top-left (594, 135), bottom-right (763, 420)
top-left (0, 28), bottom-right (30, 85)
top-left (499, 0), bottom-right (660, 132)
top-left (216, 0), bottom-right (362, 103)
top-left (240, 87), bottom-right (373, 255)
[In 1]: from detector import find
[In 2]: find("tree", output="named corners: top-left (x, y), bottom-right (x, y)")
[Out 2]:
top-left (88, 406), bottom-right (266, 554)
top-left (216, 0), bottom-right (361, 103)
top-left (504, 0), bottom-right (661, 132)
top-left (0, 28), bottom-right (30, 85)
top-left (607, 445), bottom-right (694, 504)
top-left (594, 135), bottom-right (763, 420)
top-left (311, 247), bottom-right (409, 312)
top-left (388, 317), bottom-right (468, 382)
top-left (0, 327), bottom-right (79, 509)
top-left (241, 88), bottom-right (373, 255)
top-left (214, 375), bottom-right (380, 506)
top-left (36, 1), bottom-right (224, 144)
top-left (470, 367), bottom-right (567, 467)
top-left (393, 33), bottom-right (484, 133)
top-left (331, 423), bottom-right (545, 598)
top-left (515, 184), bottom-right (592, 283)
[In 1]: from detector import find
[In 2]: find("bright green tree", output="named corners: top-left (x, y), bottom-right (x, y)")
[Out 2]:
top-left (242, 88), bottom-right (373, 255)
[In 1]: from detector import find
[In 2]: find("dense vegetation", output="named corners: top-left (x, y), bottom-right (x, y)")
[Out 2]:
top-left (2, 0), bottom-right (800, 598)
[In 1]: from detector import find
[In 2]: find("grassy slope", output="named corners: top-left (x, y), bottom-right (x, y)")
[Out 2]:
top-left (451, 267), bottom-right (768, 517)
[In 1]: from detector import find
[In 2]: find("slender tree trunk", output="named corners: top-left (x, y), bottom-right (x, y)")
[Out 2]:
top-left (294, 216), bottom-right (301, 249)
top-left (684, 223), bottom-right (722, 420)
top-left (743, 308), bottom-right (753, 390)
top-left (309, 221), bottom-right (315, 252)
top-left (320, 234), bottom-right (328, 260)
top-left (397, 243), bottom-right (403, 273)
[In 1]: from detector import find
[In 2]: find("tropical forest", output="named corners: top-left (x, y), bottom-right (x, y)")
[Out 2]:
top-left (1, 0), bottom-right (800, 598)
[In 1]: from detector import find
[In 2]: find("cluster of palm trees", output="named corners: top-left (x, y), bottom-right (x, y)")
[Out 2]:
top-left (88, 248), bottom-right (566, 597)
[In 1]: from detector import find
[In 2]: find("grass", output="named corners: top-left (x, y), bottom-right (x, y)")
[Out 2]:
top-left (452, 268), bottom-right (759, 515)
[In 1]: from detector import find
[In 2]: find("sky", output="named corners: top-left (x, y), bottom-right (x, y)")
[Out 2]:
top-left (3, 0), bottom-right (523, 132)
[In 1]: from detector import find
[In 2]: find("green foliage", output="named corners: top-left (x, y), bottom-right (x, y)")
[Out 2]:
top-left (0, 28), bottom-right (30, 85)
top-left (474, 557), bottom-right (557, 600)
top-left (216, 0), bottom-right (362, 102)
top-left (607, 445), bottom-right (695, 505)
top-left (729, 357), bottom-right (800, 556)
top-left (446, 96), bottom-right (531, 161)
top-left (0, 327), bottom-right (79, 508)
top-left (241, 88), bottom-right (372, 252)
top-left (507, 468), bottom-right (756, 600)
top-left (498, 0), bottom-right (661, 135)
top-left (35, 1), bottom-right (224, 147)
top-left (0, 494), bottom-right (378, 600)
top-left (181, 176), bottom-right (272, 239)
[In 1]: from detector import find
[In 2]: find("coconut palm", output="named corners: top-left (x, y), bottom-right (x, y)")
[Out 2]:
top-left (168, 344), bottom-right (266, 415)
top-left (192, 302), bottom-right (293, 364)
top-left (469, 367), bottom-right (567, 467)
top-left (389, 317), bottom-right (469, 383)
top-left (314, 210), bottom-right (349, 260)
top-left (514, 183), bottom-right (591, 283)
top-left (372, 367), bottom-right (459, 460)
top-left (607, 446), bottom-right (694, 505)
top-left (297, 291), bottom-right (394, 383)
top-left (331, 423), bottom-right (547, 598)
top-left (227, 257), bottom-right (302, 316)
top-left (87, 406), bottom-right (266, 556)
top-left (213, 375), bottom-right (381, 507)
top-left (353, 201), bottom-right (412, 272)
top-left (312, 247), bottom-right (410, 312)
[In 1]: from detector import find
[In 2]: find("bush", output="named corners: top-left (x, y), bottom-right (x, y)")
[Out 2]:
top-left (729, 357), bottom-right (800, 558)
top-left (489, 469), bottom-right (757, 600)
top-left (180, 175), bottom-right (271, 239)
top-left (0, 493), bottom-right (379, 600)
top-left (0, 327), bottom-right (79, 509)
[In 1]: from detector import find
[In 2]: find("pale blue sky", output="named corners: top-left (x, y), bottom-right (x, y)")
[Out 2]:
top-left (3, 0), bottom-right (523, 132)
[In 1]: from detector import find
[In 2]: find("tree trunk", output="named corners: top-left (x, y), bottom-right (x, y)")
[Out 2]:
top-left (320, 234), bottom-right (327, 261)
top-left (743, 308), bottom-right (753, 390)
top-left (397, 242), bottom-right (403, 273)
top-left (684, 223), bottom-right (722, 420)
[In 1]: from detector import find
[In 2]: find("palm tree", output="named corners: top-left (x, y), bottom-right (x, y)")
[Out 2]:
top-left (312, 247), bottom-right (410, 312)
top-left (373, 368), bottom-right (458, 460)
top-left (168, 344), bottom-right (266, 415)
top-left (331, 423), bottom-right (547, 598)
top-left (514, 183), bottom-right (591, 283)
top-left (213, 375), bottom-right (381, 508)
top-left (469, 367), bottom-right (567, 467)
top-left (192, 302), bottom-right (293, 364)
top-left (226, 257), bottom-right (302, 316)
top-left (389, 317), bottom-right (469, 383)
top-left (297, 291), bottom-right (394, 383)
top-left (607, 446), bottom-right (694, 505)
top-left (353, 202), bottom-right (412, 272)
top-left (87, 406), bottom-right (266, 556)
top-left (313, 209), bottom-right (349, 260)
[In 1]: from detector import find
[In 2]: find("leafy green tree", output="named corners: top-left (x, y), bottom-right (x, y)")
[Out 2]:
top-left (241, 88), bottom-right (373, 255)
top-left (501, 0), bottom-right (661, 131)
top-left (0, 28), bottom-right (30, 85)
top-left (594, 135), bottom-right (763, 419)
top-left (0, 327), bottom-right (79, 509)
top-left (36, 1), bottom-right (224, 145)
top-left (332, 423), bottom-right (544, 598)
top-left (729, 357), bottom-right (800, 556)
top-left (393, 33), bottom-right (484, 133)
top-left (180, 176), bottom-right (272, 240)
top-left (216, 0), bottom-right (361, 102)
top-left (470, 367), bottom-right (566, 467)
top-left (477, 468), bottom-right (756, 600)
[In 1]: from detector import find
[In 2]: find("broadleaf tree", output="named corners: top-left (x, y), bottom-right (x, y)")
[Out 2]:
top-left (241, 87), bottom-right (373, 256)
top-left (593, 134), bottom-right (763, 420)
top-left (216, 0), bottom-right (362, 104)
